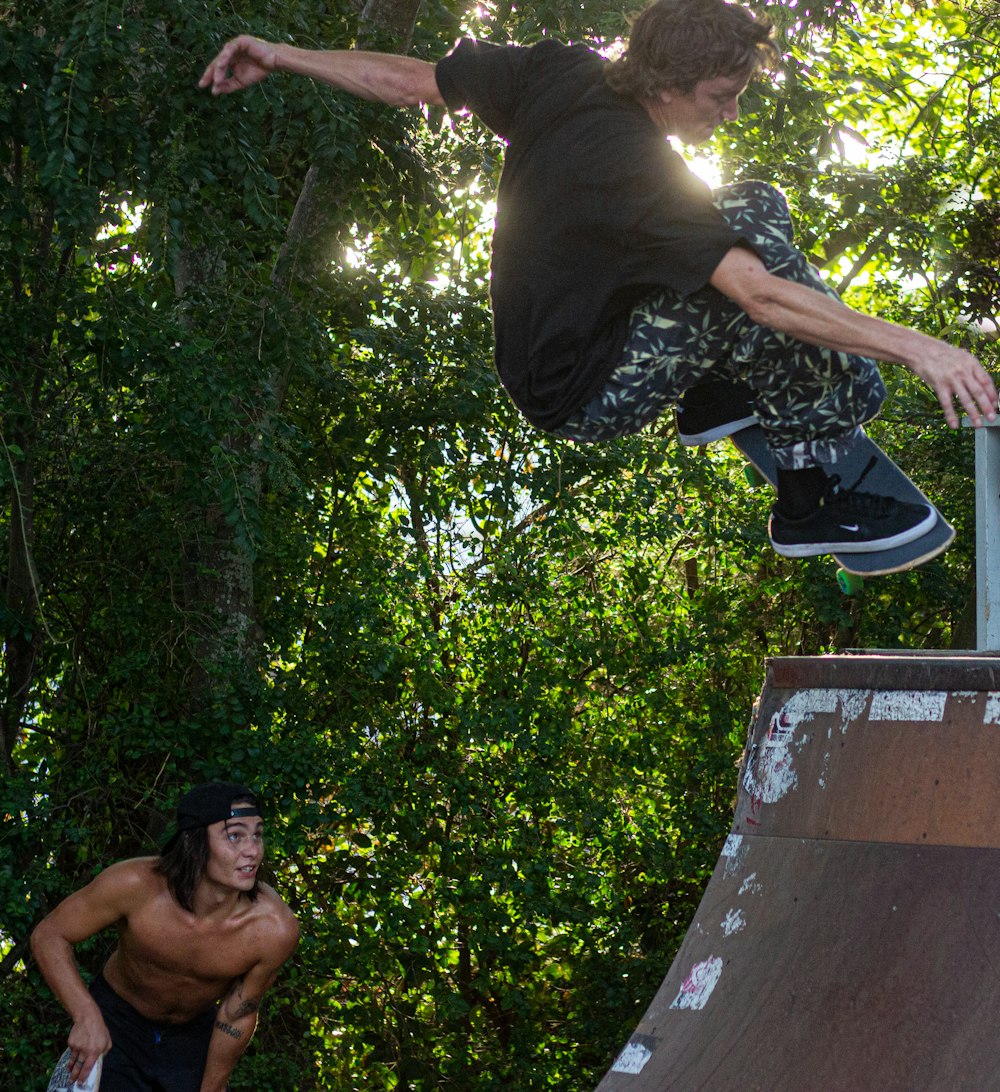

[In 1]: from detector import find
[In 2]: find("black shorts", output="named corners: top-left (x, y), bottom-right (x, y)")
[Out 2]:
top-left (90, 972), bottom-right (221, 1092)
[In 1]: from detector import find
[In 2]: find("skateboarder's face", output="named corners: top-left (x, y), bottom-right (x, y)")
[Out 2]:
top-left (653, 74), bottom-right (748, 144)
top-left (205, 804), bottom-right (265, 891)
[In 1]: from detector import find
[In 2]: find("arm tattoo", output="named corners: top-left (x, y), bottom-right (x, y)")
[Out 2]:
top-left (221, 976), bottom-right (262, 1021)
top-left (215, 1020), bottom-right (243, 1040)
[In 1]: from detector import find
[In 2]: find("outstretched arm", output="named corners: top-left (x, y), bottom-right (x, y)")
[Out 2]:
top-left (199, 36), bottom-right (445, 107)
top-left (710, 245), bottom-right (998, 429)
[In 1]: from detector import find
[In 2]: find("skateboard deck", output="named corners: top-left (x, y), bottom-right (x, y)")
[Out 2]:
top-left (46, 1049), bottom-right (103, 1092)
top-left (730, 424), bottom-right (955, 577)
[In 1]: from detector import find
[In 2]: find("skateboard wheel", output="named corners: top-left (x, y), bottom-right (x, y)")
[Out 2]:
top-left (836, 569), bottom-right (864, 596)
top-left (744, 464), bottom-right (767, 488)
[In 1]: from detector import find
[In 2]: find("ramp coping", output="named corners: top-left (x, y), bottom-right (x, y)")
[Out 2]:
top-left (767, 653), bottom-right (1000, 691)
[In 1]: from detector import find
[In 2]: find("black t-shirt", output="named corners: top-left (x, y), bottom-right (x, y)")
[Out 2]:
top-left (435, 38), bottom-right (741, 432)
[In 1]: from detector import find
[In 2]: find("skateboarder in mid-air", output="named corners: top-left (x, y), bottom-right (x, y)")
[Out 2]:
top-left (200, 0), bottom-right (998, 559)
top-left (31, 783), bottom-right (299, 1092)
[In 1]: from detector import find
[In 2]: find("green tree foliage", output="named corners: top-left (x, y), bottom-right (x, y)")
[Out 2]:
top-left (2, 0), bottom-right (997, 1087)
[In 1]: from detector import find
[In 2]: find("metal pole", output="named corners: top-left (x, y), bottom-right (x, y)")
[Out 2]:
top-left (975, 422), bottom-right (1000, 651)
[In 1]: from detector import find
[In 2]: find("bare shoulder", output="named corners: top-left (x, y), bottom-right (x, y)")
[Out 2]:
top-left (33, 857), bottom-right (167, 945)
top-left (101, 856), bottom-right (164, 885)
top-left (88, 856), bottom-right (168, 903)
top-left (251, 883), bottom-right (300, 958)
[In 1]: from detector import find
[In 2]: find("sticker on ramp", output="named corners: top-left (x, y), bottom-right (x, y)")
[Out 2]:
top-left (610, 1034), bottom-right (657, 1074)
top-left (670, 956), bottom-right (723, 1010)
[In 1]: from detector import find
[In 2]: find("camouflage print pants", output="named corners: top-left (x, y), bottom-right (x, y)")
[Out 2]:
top-left (552, 181), bottom-right (886, 469)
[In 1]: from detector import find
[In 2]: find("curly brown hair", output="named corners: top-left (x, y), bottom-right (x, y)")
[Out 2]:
top-left (607, 0), bottom-right (779, 100)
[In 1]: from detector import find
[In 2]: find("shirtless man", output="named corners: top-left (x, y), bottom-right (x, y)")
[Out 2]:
top-left (200, 0), bottom-right (997, 560)
top-left (30, 782), bottom-right (300, 1092)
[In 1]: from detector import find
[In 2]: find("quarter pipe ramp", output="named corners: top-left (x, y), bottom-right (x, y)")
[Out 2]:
top-left (597, 653), bottom-right (1000, 1091)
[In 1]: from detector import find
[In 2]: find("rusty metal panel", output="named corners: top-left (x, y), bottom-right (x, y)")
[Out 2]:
top-left (597, 655), bottom-right (1000, 1091)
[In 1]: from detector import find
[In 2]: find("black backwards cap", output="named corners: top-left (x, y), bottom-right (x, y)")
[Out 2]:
top-left (162, 781), bottom-right (260, 851)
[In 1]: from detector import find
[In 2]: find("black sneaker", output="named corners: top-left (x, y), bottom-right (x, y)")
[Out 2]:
top-left (768, 458), bottom-right (937, 557)
top-left (676, 378), bottom-right (757, 445)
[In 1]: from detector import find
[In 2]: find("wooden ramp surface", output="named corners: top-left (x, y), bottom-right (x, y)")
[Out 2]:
top-left (597, 654), bottom-right (1000, 1092)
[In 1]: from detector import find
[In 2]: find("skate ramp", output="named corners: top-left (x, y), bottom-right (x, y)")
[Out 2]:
top-left (598, 654), bottom-right (1000, 1091)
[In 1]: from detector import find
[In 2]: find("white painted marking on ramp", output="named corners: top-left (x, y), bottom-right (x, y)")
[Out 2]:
top-left (721, 833), bottom-right (748, 877)
top-left (754, 710), bottom-right (798, 802)
top-left (745, 690), bottom-right (872, 808)
top-left (722, 908), bottom-right (746, 936)
top-left (611, 1040), bottom-right (654, 1074)
top-left (722, 834), bottom-right (743, 856)
top-left (869, 691), bottom-right (947, 722)
top-left (783, 688), bottom-right (869, 728)
top-left (783, 688), bottom-right (839, 715)
top-left (985, 693), bottom-right (1000, 725)
top-left (739, 872), bottom-right (762, 896)
top-left (670, 956), bottom-right (723, 1010)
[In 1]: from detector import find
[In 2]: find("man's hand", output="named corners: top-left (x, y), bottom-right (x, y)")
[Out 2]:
top-left (199, 36), bottom-right (279, 96)
top-left (65, 1006), bottom-right (111, 1086)
top-left (905, 343), bottom-right (998, 430)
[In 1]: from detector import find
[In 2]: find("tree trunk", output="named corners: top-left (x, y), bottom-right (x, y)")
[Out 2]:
top-left (178, 0), bottom-right (424, 706)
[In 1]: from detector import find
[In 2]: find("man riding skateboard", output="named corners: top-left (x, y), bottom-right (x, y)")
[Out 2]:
top-left (199, 0), bottom-right (998, 559)
top-left (31, 782), bottom-right (300, 1092)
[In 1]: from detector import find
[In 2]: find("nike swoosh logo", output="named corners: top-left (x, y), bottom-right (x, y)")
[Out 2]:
top-left (840, 524), bottom-right (861, 532)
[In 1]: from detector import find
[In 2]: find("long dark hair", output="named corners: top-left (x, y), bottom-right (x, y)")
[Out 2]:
top-left (155, 799), bottom-right (262, 912)
top-left (607, 0), bottom-right (779, 99)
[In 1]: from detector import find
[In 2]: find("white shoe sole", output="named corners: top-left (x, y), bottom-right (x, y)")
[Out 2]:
top-left (678, 413), bottom-right (757, 446)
